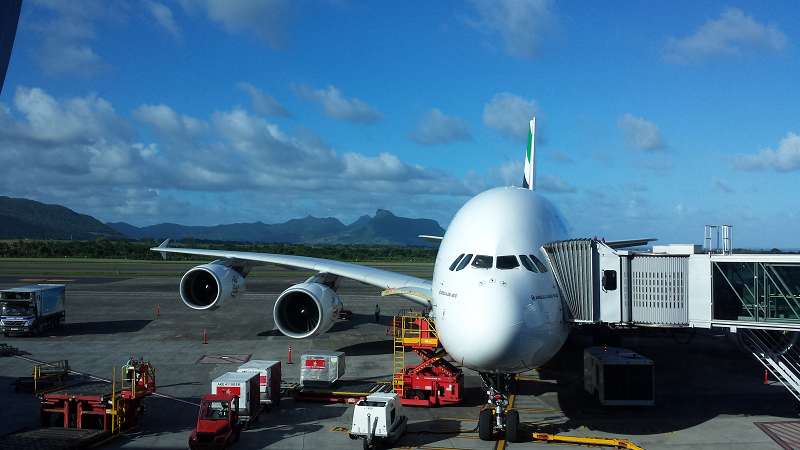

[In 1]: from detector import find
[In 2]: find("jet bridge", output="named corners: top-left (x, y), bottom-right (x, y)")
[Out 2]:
top-left (543, 238), bottom-right (800, 401)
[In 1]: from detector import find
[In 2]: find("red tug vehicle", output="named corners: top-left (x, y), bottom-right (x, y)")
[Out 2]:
top-left (392, 314), bottom-right (463, 407)
top-left (189, 393), bottom-right (243, 450)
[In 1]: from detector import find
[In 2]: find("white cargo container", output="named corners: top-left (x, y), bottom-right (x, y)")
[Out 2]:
top-left (300, 350), bottom-right (346, 388)
top-left (211, 372), bottom-right (260, 418)
top-left (584, 346), bottom-right (654, 406)
top-left (236, 360), bottom-right (281, 406)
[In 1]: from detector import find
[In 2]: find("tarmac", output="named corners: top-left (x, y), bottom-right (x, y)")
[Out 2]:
top-left (0, 260), bottom-right (798, 450)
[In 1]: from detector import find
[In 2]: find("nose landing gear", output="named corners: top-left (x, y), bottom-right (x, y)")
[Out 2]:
top-left (478, 372), bottom-right (520, 442)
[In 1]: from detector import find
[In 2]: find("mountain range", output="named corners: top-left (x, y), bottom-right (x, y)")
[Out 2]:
top-left (0, 196), bottom-right (443, 245)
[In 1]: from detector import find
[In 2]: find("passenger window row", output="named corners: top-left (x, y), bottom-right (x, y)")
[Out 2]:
top-left (447, 253), bottom-right (548, 273)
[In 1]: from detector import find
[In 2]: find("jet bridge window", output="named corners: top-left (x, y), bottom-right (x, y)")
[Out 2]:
top-left (496, 255), bottom-right (519, 270)
top-left (449, 254), bottom-right (465, 271)
top-left (455, 254), bottom-right (473, 271)
top-left (471, 255), bottom-right (493, 269)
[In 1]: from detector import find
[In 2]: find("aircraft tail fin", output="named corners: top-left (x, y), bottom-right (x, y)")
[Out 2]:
top-left (521, 117), bottom-right (536, 190)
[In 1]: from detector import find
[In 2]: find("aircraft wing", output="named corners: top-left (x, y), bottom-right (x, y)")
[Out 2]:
top-left (150, 243), bottom-right (432, 307)
top-left (604, 238), bottom-right (657, 249)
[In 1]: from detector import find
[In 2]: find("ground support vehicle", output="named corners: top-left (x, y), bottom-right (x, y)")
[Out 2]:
top-left (349, 392), bottom-right (407, 450)
top-left (0, 284), bottom-right (65, 335)
top-left (188, 393), bottom-right (243, 450)
top-left (2, 358), bottom-right (156, 450)
top-left (392, 314), bottom-right (463, 407)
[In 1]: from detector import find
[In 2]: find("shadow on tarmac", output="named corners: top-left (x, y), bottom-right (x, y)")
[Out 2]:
top-left (58, 319), bottom-right (153, 335)
top-left (528, 328), bottom-right (799, 436)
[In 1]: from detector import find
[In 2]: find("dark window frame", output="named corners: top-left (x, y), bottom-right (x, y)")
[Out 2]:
top-left (449, 253), bottom-right (465, 271)
top-left (471, 255), bottom-right (493, 269)
top-left (496, 255), bottom-right (520, 270)
top-left (455, 254), bottom-right (473, 271)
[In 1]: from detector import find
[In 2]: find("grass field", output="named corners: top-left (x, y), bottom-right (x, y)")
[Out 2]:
top-left (0, 257), bottom-right (435, 279)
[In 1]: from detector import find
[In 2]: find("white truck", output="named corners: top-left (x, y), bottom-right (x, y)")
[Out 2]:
top-left (0, 284), bottom-right (66, 336)
top-left (349, 392), bottom-right (407, 450)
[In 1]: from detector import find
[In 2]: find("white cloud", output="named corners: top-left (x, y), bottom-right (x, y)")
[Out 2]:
top-left (483, 93), bottom-right (538, 139)
top-left (410, 108), bottom-right (471, 145)
top-left (26, 0), bottom-right (124, 76)
top-left (618, 113), bottom-right (664, 151)
top-left (180, 0), bottom-right (291, 48)
top-left (133, 104), bottom-right (207, 141)
top-left (146, 1), bottom-right (180, 37)
top-left (0, 86), bottom-right (482, 224)
top-left (734, 132), bottom-right (800, 172)
top-left (293, 84), bottom-right (382, 124)
top-left (467, 0), bottom-right (556, 58)
top-left (664, 8), bottom-right (787, 64)
top-left (237, 82), bottom-right (290, 117)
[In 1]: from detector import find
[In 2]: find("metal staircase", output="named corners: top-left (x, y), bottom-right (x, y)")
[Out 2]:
top-left (739, 329), bottom-right (800, 401)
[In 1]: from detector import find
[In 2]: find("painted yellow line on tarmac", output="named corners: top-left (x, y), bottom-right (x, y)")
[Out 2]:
top-left (495, 392), bottom-right (516, 450)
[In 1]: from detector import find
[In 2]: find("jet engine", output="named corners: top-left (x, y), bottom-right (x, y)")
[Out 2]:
top-left (179, 263), bottom-right (246, 310)
top-left (273, 282), bottom-right (343, 338)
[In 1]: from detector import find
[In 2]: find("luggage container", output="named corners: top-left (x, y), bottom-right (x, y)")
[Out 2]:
top-left (300, 350), bottom-right (346, 388)
top-left (211, 372), bottom-right (260, 419)
top-left (584, 346), bottom-right (654, 406)
top-left (236, 360), bottom-right (281, 406)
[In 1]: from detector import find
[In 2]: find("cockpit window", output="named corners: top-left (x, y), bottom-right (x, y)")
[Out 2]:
top-left (455, 254), bottom-right (473, 271)
top-left (496, 255), bottom-right (519, 270)
top-left (519, 254), bottom-right (538, 272)
top-left (449, 254), bottom-right (465, 271)
top-left (529, 254), bottom-right (549, 273)
top-left (471, 255), bottom-right (493, 269)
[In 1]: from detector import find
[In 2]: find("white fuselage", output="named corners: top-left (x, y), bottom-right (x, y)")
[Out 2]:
top-left (431, 186), bottom-right (570, 373)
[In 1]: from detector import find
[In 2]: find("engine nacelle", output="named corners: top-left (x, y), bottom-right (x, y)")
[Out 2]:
top-left (179, 263), bottom-right (246, 310)
top-left (273, 282), bottom-right (343, 339)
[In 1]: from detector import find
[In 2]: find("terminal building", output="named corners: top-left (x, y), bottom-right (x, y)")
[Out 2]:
top-left (543, 225), bottom-right (800, 401)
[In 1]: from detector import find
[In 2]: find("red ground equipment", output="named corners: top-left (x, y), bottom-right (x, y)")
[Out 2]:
top-left (392, 314), bottom-right (463, 407)
top-left (189, 393), bottom-right (242, 450)
top-left (39, 358), bottom-right (156, 433)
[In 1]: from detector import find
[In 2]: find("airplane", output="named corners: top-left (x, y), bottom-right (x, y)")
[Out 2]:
top-left (152, 118), bottom-right (649, 442)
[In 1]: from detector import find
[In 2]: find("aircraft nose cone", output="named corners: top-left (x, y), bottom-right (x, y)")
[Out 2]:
top-left (437, 283), bottom-right (523, 369)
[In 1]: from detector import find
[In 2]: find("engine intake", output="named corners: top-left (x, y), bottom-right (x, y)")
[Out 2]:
top-left (180, 263), bottom-right (245, 310)
top-left (273, 282), bottom-right (343, 338)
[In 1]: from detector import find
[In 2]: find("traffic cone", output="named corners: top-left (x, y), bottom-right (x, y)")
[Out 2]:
top-left (764, 369), bottom-right (769, 385)
top-left (202, 329), bottom-right (208, 345)
top-left (288, 344), bottom-right (293, 364)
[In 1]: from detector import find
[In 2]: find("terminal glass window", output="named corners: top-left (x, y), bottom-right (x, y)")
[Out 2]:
top-left (455, 254), bottom-right (473, 271)
top-left (471, 255), bottom-right (493, 269)
top-left (449, 254), bottom-right (465, 271)
top-left (713, 262), bottom-right (800, 323)
top-left (496, 255), bottom-right (519, 270)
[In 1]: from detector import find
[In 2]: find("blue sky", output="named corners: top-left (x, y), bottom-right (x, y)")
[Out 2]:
top-left (1, 0), bottom-right (798, 248)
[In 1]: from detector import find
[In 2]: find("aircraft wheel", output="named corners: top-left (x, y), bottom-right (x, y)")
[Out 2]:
top-left (505, 410), bottom-right (520, 442)
top-left (478, 408), bottom-right (493, 441)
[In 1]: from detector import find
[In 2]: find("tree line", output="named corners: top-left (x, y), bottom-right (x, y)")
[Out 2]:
top-left (0, 239), bottom-right (438, 262)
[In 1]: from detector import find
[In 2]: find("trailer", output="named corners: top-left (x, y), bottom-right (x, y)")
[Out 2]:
top-left (0, 284), bottom-right (65, 335)
top-left (211, 372), bottom-right (261, 423)
top-left (300, 350), bottom-right (346, 388)
top-left (236, 360), bottom-right (281, 407)
top-left (584, 346), bottom-right (655, 406)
